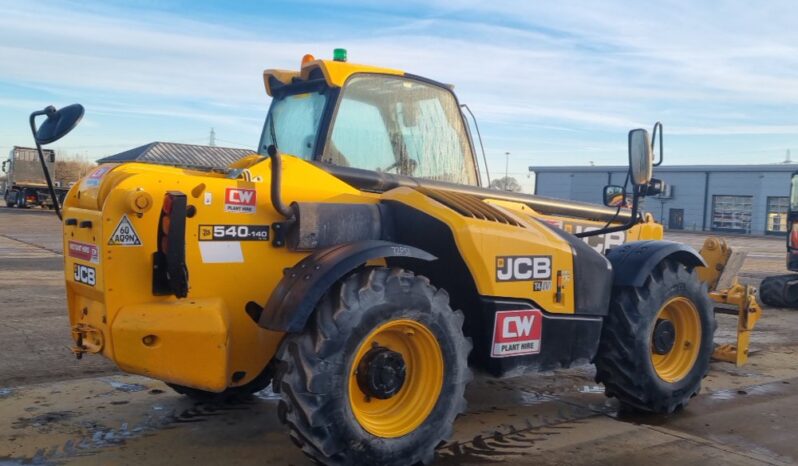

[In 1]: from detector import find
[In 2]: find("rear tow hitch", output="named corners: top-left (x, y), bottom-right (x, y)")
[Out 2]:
top-left (71, 323), bottom-right (104, 359)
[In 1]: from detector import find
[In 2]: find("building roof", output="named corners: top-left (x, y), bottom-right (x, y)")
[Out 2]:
top-left (530, 164), bottom-right (798, 173)
top-left (97, 142), bottom-right (254, 169)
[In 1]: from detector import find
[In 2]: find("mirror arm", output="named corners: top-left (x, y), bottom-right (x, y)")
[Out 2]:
top-left (575, 186), bottom-right (641, 238)
top-left (29, 107), bottom-right (62, 220)
top-left (652, 121), bottom-right (663, 167)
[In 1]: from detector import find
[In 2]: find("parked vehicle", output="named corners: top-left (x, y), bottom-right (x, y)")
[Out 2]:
top-left (2, 146), bottom-right (67, 208)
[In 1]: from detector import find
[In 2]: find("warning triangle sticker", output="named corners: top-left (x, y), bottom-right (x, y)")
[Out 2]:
top-left (108, 215), bottom-right (142, 246)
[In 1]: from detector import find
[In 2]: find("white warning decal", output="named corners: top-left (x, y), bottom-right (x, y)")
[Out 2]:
top-left (108, 215), bottom-right (142, 246)
top-left (491, 309), bottom-right (543, 358)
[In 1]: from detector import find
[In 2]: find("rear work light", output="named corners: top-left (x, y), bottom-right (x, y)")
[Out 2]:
top-left (153, 191), bottom-right (189, 298)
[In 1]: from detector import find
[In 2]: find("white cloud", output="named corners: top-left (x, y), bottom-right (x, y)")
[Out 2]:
top-left (1, 0), bottom-right (797, 163)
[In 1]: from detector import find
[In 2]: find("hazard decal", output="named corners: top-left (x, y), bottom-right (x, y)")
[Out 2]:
top-left (68, 240), bottom-right (100, 263)
top-left (108, 215), bottom-right (142, 246)
top-left (491, 309), bottom-right (543, 358)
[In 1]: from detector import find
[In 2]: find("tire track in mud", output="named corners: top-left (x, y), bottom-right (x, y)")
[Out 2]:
top-left (436, 390), bottom-right (614, 464)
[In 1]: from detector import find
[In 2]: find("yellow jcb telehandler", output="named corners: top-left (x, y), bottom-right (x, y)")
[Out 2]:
top-left (28, 49), bottom-right (757, 465)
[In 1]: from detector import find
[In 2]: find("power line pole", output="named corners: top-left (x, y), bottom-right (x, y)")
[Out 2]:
top-left (209, 128), bottom-right (216, 147)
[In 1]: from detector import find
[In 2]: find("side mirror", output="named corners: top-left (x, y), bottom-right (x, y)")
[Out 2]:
top-left (34, 104), bottom-right (85, 145)
top-left (603, 185), bottom-right (626, 207)
top-left (628, 128), bottom-right (653, 186)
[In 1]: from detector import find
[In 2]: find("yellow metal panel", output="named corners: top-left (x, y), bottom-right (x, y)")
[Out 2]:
top-left (381, 188), bottom-right (576, 313)
top-left (262, 69), bottom-right (301, 95)
top-left (111, 298), bottom-right (231, 392)
top-left (62, 155), bottom-right (375, 389)
top-left (263, 60), bottom-right (405, 95)
top-left (312, 60), bottom-right (404, 87)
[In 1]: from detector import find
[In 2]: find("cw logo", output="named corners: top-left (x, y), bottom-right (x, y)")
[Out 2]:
top-left (227, 188), bottom-right (256, 205)
top-left (502, 315), bottom-right (535, 338)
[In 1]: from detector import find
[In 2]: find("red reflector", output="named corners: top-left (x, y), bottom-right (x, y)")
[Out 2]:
top-left (162, 195), bottom-right (174, 215)
top-left (790, 230), bottom-right (798, 249)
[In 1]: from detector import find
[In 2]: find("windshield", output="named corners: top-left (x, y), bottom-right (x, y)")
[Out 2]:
top-left (326, 75), bottom-right (477, 185)
top-left (259, 90), bottom-right (327, 159)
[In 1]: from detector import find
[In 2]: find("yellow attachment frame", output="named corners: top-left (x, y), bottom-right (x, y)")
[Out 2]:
top-left (697, 237), bottom-right (762, 366)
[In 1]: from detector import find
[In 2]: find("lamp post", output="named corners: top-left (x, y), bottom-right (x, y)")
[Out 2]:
top-left (504, 152), bottom-right (510, 190)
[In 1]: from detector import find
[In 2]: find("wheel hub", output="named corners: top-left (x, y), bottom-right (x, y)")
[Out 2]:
top-left (652, 319), bottom-right (676, 355)
top-left (356, 346), bottom-right (407, 399)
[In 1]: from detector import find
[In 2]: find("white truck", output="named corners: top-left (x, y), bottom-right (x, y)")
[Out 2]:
top-left (2, 146), bottom-right (68, 208)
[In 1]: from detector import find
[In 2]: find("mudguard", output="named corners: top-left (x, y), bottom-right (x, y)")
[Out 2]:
top-left (607, 240), bottom-right (706, 288)
top-left (259, 240), bottom-right (436, 332)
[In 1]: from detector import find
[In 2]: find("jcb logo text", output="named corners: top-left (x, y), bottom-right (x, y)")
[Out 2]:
top-left (496, 256), bottom-right (552, 281)
top-left (73, 264), bottom-right (96, 286)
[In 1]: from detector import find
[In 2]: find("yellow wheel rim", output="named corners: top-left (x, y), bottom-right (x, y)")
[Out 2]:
top-left (650, 297), bottom-right (702, 383)
top-left (348, 319), bottom-right (444, 438)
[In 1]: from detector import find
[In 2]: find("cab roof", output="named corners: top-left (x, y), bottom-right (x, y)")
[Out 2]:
top-left (263, 58), bottom-right (404, 96)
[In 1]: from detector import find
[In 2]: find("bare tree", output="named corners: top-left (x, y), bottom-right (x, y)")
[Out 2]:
top-left (54, 152), bottom-right (95, 186)
top-left (489, 176), bottom-right (522, 192)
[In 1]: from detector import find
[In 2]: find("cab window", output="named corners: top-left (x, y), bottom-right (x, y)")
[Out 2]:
top-left (325, 75), bottom-right (477, 185)
top-left (260, 91), bottom-right (327, 159)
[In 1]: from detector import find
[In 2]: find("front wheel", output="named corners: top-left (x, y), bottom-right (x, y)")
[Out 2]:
top-left (594, 259), bottom-right (715, 414)
top-left (274, 267), bottom-right (471, 466)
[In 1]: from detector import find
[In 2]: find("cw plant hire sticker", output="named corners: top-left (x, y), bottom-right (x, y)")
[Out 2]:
top-left (108, 215), bottom-right (141, 246)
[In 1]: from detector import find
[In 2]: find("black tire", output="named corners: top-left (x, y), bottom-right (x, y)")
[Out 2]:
top-left (758, 274), bottom-right (798, 308)
top-left (167, 364), bottom-right (273, 401)
top-left (274, 267), bottom-right (471, 466)
top-left (594, 259), bottom-right (715, 414)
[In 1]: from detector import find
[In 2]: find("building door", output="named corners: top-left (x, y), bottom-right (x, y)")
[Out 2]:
top-left (711, 195), bottom-right (753, 234)
top-left (766, 196), bottom-right (789, 235)
top-left (669, 208), bottom-right (684, 230)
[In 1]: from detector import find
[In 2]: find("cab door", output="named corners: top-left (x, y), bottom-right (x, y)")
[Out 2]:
top-left (787, 173), bottom-right (798, 271)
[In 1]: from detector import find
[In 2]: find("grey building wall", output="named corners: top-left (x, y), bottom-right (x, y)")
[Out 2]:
top-left (533, 165), bottom-right (794, 236)
top-left (647, 171), bottom-right (707, 231)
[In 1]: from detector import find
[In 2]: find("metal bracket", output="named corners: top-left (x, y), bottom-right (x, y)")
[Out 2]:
top-left (272, 222), bottom-right (286, 248)
top-left (711, 281), bottom-right (761, 366)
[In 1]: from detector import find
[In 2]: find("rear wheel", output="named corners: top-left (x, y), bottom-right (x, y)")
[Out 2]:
top-left (274, 267), bottom-right (471, 466)
top-left (758, 274), bottom-right (798, 308)
top-left (594, 260), bottom-right (715, 414)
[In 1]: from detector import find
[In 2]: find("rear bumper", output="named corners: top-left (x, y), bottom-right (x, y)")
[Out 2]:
top-left (110, 298), bottom-right (232, 392)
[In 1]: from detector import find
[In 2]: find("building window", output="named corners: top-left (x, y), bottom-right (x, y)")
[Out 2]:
top-left (711, 195), bottom-right (752, 233)
top-left (766, 196), bottom-right (789, 235)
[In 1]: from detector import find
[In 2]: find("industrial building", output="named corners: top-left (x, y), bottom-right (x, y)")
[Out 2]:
top-left (532, 164), bottom-right (796, 236)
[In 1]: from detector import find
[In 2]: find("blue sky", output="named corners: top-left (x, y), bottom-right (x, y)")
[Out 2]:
top-left (2, 0), bottom-right (797, 192)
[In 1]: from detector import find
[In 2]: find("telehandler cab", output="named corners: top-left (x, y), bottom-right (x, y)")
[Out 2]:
top-left (41, 50), bottom-right (724, 465)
